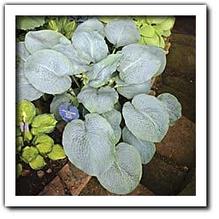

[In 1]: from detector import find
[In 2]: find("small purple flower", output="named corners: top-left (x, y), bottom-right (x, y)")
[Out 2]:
top-left (58, 103), bottom-right (79, 122)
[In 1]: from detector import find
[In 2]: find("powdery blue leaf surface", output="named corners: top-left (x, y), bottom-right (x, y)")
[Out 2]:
top-left (122, 126), bottom-right (156, 164)
top-left (72, 31), bottom-right (108, 64)
top-left (25, 30), bottom-right (71, 53)
top-left (53, 43), bottom-right (90, 73)
top-left (122, 94), bottom-right (169, 142)
top-left (24, 49), bottom-right (73, 94)
top-left (118, 44), bottom-right (162, 84)
top-left (62, 113), bottom-right (116, 176)
top-left (50, 93), bottom-right (74, 120)
top-left (101, 109), bottom-right (122, 144)
top-left (88, 54), bottom-right (122, 88)
top-left (157, 93), bottom-right (182, 126)
top-left (17, 42), bottom-right (30, 64)
top-left (116, 78), bottom-right (152, 99)
top-left (98, 142), bottom-right (142, 194)
top-left (77, 86), bottom-right (119, 114)
top-left (105, 19), bottom-right (140, 48)
top-left (58, 103), bottom-right (79, 122)
top-left (75, 19), bottom-right (105, 36)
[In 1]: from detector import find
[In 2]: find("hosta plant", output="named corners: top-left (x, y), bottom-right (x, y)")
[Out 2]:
top-left (16, 17), bottom-right (182, 194)
top-left (16, 100), bottom-right (66, 175)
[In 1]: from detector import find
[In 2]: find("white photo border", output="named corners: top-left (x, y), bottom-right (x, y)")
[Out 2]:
top-left (4, 4), bottom-right (207, 207)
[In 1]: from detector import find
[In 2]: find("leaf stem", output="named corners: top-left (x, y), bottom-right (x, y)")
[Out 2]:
top-left (71, 75), bottom-right (80, 88)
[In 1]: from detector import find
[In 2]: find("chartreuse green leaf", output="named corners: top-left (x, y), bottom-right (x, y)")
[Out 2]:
top-left (16, 163), bottom-right (23, 177)
top-left (98, 143), bottom-right (142, 195)
top-left (24, 49), bottom-right (73, 94)
top-left (118, 44), bottom-right (163, 84)
top-left (105, 19), bottom-right (140, 48)
top-left (101, 109), bottom-right (122, 144)
top-left (29, 155), bottom-right (46, 170)
top-left (50, 93), bottom-right (75, 120)
top-left (63, 113), bottom-right (116, 176)
top-left (122, 127), bottom-right (156, 164)
top-left (155, 17), bottom-right (175, 30)
top-left (25, 30), bottom-right (71, 53)
top-left (17, 16), bottom-right (45, 30)
top-left (116, 77), bottom-right (152, 99)
top-left (87, 54), bottom-right (122, 88)
top-left (47, 144), bottom-right (66, 160)
top-left (17, 100), bottom-right (36, 124)
top-left (21, 146), bottom-right (39, 163)
top-left (72, 31), bottom-right (108, 64)
top-left (140, 24), bottom-right (155, 37)
top-left (34, 134), bottom-right (54, 155)
top-left (122, 94), bottom-right (169, 142)
top-left (146, 17), bottom-right (169, 25)
top-left (31, 114), bottom-right (57, 136)
top-left (75, 19), bottom-right (104, 36)
top-left (157, 93), bottom-right (182, 126)
top-left (77, 86), bottom-right (119, 114)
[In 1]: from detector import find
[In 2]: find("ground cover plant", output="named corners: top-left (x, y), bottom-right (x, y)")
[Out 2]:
top-left (16, 16), bottom-right (182, 195)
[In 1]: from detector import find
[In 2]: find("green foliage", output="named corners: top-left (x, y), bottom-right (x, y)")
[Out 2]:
top-left (16, 17), bottom-right (181, 194)
top-left (133, 16), bottom-right (175, 48)
top-left (16, 100), bottom-right (66, 172)
top-left (17, 16), bottom-right (45, 30)
top-left (48, 17), bottom-right (77, 39)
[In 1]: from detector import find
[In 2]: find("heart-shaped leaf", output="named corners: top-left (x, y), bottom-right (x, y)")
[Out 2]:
top-left (118, 44), bottom-right (163, 84)
top-left (105, 19), bottom-right (140, 48)
top-left (62, 113), bottom-right (116, 176)
top-left (122, 127), bottom-right (156, 164)
top-left (24, 49), bottom-right (73, 94)
top-left (47, 144), bottom-right (66, 160)
top-left (25, 30), bottom-right (71, 53)
top-left (34, 134), bottom-right (54, 155)
top-left (101, 109), bottom-right (122, 144)
top-left (75, 19), bottom-right (105, 36)
top-left (157, 93), bottom-right (182, 126)
top-left (88, 53), bottom-right (122, 88)
top-left (29, 155), bottom-right (46, 170)
top-left (31, 114), bottom-right (57, 136)
top-left (122, 94), bottom-right (169, 142)
top-left (17, 99), bottom-right (36, 124)
top-left (77, 86), bottom-right (119, 114)
top-left (21, 146), bottom-right (39, 163)
top-left (116, 78), bottom-right (152, 99)
top-left (98, 142), bottom-right (142, 194)
top-left (72, 31), bottom-right (108, 64)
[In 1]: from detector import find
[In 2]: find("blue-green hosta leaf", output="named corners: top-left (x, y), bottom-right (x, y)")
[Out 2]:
top-left (122, 94), bottom-right (169, 142)
top-left (75, 19), bottom-right (105, 36)
top-left (62, 113), bottom-right (116, 176)
top-left (77, 86), bottom-right (119, 114)
top-left (105, 19), bottom-right (140, 48)
top-left (118, 44), bottom-right (162, 84)
top-left (101, 109), bottom-right (122, 144)
top-left (31, 114), bottom-right (57, 136)
top-left (157, 93), bottom-right (182, 126)
top-left (122, 127), bottom-right (156, 164)
top-left (72, 31), bottom-right (108, 64)
top-left (147, 45), bottom-right (166, 76)
top-left (50, 93), bottom-right (74, 120)
top-left (116, 78), bottom-right (152, 99)
top-left (24, 49), bottom-right (73, 94)
top-left (88, 54), bottom-right (122, 88)
top-left (47, 144), bottom-right (66, 160)
top-left (17, 99), bottom-right (36, 124)
top-left (17, 43), bottom-right (43, 101)
top-left (25, 30), bottom-right (71, 53)
top-left (98, 142), bottom-right (142, 194)
top-left (17, 16), bottom-right (45, 30)
top-left (53, 43), bottom-right (90, 73)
